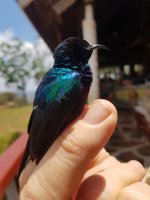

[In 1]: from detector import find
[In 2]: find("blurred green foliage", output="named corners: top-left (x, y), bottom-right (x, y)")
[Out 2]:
top-left (0, 92), bottom-right (27, 106)
top-left (0, 39), bottom-right (51, 102)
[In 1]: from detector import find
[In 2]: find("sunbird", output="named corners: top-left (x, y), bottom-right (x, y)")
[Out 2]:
top-left (18, 37), bottom-right (109, 177)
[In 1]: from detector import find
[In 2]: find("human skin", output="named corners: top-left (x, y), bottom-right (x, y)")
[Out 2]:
top-left (19, 99), bottom-right (150, 200)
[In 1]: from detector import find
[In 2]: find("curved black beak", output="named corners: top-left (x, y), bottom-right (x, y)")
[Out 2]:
top-left (88, 44), bottom-right (110, 51)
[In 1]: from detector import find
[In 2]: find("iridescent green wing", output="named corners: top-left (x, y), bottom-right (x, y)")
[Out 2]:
top-left (46, 70), bottom-right (81, 104)
top-left (33, 68), bottom-right (81, 108)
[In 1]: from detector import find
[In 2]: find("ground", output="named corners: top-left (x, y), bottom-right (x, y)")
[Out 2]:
top-left (106, 109), bottom-right (150, 184)
top-left (0, 105), bottom-right (32, 153)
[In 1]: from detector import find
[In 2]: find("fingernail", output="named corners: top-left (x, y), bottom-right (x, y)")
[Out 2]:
top-left (83, 100), bottom-right (111, 125)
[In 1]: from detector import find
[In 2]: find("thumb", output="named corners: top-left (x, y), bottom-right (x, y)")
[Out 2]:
top-left (20, 99), bottom-right (117, 200)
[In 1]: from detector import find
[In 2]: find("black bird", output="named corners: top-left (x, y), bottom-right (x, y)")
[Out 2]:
top-left (18, 37), bottom-right (109, 177)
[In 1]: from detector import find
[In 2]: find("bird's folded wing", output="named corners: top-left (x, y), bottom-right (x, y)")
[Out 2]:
top-left (28, 69), bottom-right (82, 162)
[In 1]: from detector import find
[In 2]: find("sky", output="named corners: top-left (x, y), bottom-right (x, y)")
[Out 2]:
top-left (0, 0), bottom-right (38, 41)
top-left (0, 1), bottom-right (52, 94)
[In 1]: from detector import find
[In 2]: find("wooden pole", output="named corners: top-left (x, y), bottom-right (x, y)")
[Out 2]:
top-left (82, 0), bottom-right (100, 101)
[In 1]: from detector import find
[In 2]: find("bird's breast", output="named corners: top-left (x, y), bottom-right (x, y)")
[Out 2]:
top-left (80, 67), bottom-right (93, 87)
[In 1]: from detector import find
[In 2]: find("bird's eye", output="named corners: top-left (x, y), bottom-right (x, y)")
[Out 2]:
top-left (82, 40), bottom-right (89, 47)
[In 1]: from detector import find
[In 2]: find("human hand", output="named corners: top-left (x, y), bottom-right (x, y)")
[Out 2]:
top-left (19, 99), bottom-right (150, 200)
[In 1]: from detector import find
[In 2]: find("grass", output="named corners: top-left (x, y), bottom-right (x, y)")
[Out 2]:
top-left (0, 105), bottom-right (32, 153)
top-left (0, 131), bottom-right (21, 154)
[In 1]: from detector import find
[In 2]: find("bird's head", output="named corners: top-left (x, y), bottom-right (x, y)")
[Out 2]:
top-left (54, 37), bottom-right (109, 66)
